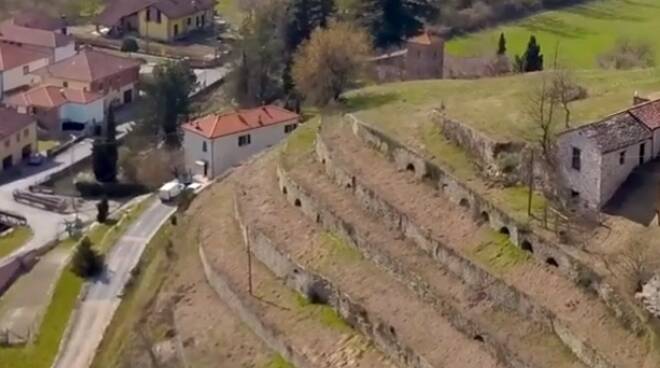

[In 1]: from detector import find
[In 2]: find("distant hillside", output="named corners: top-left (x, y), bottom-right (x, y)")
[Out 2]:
top-left (0, 0), bottom-right (102, 23)
top-left (447, 0), bottom-right (660, 68)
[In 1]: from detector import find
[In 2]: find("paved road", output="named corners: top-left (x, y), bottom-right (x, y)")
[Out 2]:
top-left (53, 200), bottom-right (176, 368)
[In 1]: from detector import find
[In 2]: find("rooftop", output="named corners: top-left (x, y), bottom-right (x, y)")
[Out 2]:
top-left (183, 105), bottom-right (299, 139)
top-left (0, 20), bottom-right (72, 48)
top-left (0, 108), bottom-right (35, 140)
top-left (6, 85), bottom-right (103, 109)
top-left (629, 99), bottom-right (660, 131)
top-left (577, 111), bottom-right (651, 153)
top-left (35, 48), bottom-right (142, 83)
top-left (407, 31), bottom-right (444, 46)
top-left (0, 43), bottom-right (49, 71)
top-left (9, 10), bottom-right (66, 31)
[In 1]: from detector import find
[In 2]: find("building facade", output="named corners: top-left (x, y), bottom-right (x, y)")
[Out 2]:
top-left (182, 106), bottom-right (299, 178)
top-left (0, 44), bottom-right (49, 99)
top-left (0, 108), bottom-right (37, 172)
top-left (0, 21), bottom-right (75, 63)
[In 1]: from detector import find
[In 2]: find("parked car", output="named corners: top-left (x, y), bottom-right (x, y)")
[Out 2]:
top-left (159, 181), bottom-right (184, 202)
top-left (27, 153), bottom-right (44, 166)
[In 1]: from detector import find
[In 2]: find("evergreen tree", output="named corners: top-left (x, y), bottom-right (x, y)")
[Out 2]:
top-left (96, 198), bottom-right (109, 223)
top-left (518, 35), bottom-right (543, 72)
top-left (497, 32), bottom-right (506, 55)
top-left (358, 0), bottom-right (437, 48)
top-left (92, 107), bottom-right (119, 183)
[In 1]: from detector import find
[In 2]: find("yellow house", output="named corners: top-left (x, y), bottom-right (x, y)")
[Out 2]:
top-left (97, 0), bottom-right (216, 42)
top-left (0, 108), bottom-right (37, 172)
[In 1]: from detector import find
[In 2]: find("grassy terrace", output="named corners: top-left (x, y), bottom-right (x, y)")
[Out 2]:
top-left (0, 227), bottom-right (33, 259)
top-left (447, 0), bottom-right (660, 69)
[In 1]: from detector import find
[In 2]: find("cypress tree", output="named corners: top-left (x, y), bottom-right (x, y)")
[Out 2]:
top-left (523, 35), bottom-right (543, 72)
top-left (358, 0), bottom-right (437, 48)
top-left (497, 32), bottom-right (506, 55)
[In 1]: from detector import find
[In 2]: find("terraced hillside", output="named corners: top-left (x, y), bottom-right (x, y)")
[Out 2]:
top-left (121, 113), bottom-right (658, 368)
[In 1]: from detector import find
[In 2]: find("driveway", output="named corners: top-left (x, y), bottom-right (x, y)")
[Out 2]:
top-left (53, 200), bottom-right (176, 368)
top-left (604, 159), bottom-right (660, 226)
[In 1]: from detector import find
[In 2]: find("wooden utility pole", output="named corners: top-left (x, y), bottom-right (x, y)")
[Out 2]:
top-left (527, 150), bottom-right (535, 218)
top-left (244, 225), bottom-right (253, 295)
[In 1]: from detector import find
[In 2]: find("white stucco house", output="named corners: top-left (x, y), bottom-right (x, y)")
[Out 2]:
top-left (182, 105), bottom-right (300, 178)
top-left (0, 20), bottom-right (75, 63)
top-left (0, 43), bottom-right (49, 99)
top-left (557, 98), bottom-right (660, 210)
top-left (5, 85), bottom-right (104, 137)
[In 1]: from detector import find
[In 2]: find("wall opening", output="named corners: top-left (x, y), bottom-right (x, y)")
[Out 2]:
top-left (459, 198), bottom-right (470, 208)
top-left (473, 335), bottom-right (484, 342)
top-left (294, 199), bottom-right (302, 207)
top-left (480, 211), bottom-right (490, 223)
top-left (441, 183), bottom-right (448, 192)
top-left (521, 240), bottom-right (533, 253)
top-left (321, 158), bottom-right (326, 165)
top-left (389, 326), bottom-right (396, 337)
top-left (499, 227), bottom-right (510, 236)
top-left (546, 257), bottom-right (559, 267)
top-left (406, 163), bottom-right (415, 172)
top-left (282, 186), bottom-right (287, 195)
top-left (316, 214), bottom-right (321, 223)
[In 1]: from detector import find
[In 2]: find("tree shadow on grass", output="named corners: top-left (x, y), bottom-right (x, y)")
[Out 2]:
top-left (343, 92), bottom-right (399, 113)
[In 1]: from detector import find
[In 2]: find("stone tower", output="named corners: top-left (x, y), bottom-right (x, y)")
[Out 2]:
top-left (405, 31), bottom-right (444, 80)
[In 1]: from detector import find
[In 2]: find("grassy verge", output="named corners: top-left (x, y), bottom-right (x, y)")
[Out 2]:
top-left (263, 354), bottom-right (295, 368)
top-left (0, 227), bottom-right (33, 258)
top-left (37, 140), bottom-right (59, 153)
top-left (216, 0), bottom-right (246, 27)
top-left (280, 118), bottom-right (321, 168)
top-left (471, 230), bottom-right (530, 274)
top-left (91, 224), bottom-right (172, 368)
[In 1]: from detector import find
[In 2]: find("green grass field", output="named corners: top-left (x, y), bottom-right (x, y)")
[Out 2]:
top-left (446, 0), bottom-right (660, 69)
top-left (0, 227), bottom-right (33, 259)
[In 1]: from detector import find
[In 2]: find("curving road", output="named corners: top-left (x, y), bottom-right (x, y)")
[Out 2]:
top-left (53, 200), bottom-right (176, 368)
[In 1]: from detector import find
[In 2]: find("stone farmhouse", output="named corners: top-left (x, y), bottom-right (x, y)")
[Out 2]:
top-left (371, 31), bottom-right (445, 81)
top-left (557, 98), bottom-right (660, 210)
top-left (96, 0), bottom-right (216, 42)
top-left (182, 105), bottom-right (299, 178)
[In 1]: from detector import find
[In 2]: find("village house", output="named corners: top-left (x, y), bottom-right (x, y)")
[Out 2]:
top-left (182, 105), bottom-right (299, 178)
top-left (557, 98), bottom-right (660, 210)
top-left (371, 30), bottom-right (445, 81)
top-left (0, 107), bottom-right (37, 172)
top-left (96, 0), bottom-right (216, 42)
top-left (5, 85), bottom-right (104, 137)
top-left (32, 48), bottom-right (142, 109)
top-left (0, 20), bottom-right (75, 63)
top-left (0, 44), bottom-right (49, 99)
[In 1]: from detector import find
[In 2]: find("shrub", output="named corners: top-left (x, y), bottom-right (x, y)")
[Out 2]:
top-left (76, 181), bottom-right (149, 198)
top-left (598, 38), bottom-right (655, 70)
top-left (71, 237), bottom-right (105, 278)
top-left (121, 38), bottom-right (139, 53)
top-left (96, 198), bottom-right (109, 223)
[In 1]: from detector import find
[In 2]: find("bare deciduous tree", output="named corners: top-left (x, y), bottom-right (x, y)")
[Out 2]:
top-left (526, 74), bottom-right (559, 160)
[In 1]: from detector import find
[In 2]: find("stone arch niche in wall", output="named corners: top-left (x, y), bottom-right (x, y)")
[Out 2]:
top-left (480, 211), bottom-right (490, 224)
top-left (546, 257), bottom-right (559, 267)
top-left (499, 226), bottom-right (510, 237)
top-left (282, 186), bottom-right (288, 195)
top-left (521, 240), bottom-right (533, 253)
top-left (294, 198), bottom-right (302, 207)
top-left (459, 198), bottom-right (470, 208)
top-left (406, 163), bottom-right (415, 172)
top-left (473, 334), bottom-right (484, 342)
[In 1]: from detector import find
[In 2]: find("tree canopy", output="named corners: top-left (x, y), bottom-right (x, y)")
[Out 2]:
top-left (356, 0), bottom-right (437, 48)
top-left (92, 107), bottom-right (119, 183)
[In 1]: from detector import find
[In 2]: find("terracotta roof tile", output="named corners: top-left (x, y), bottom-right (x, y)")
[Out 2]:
top-left (407, 30), bottom-right (443, 46)
top-left (0, 107), bottom-right (34, 140)
top-left (629, 99), bottom-right (660, 131)
top-left (6, 85), bottom-right (103, 109)
top-left (36, 48), bottom-right (142, 83)
top-left (0, 20), bottom-right (72, 48)
top-left (182, 105), bottom-right (299, 139)
top-left (0, 43), bottom-right (48, 71)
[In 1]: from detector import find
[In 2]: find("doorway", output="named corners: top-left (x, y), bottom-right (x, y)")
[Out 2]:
top-left (2, 156), bottom-right (13, 170)
top-left (123, 89), bottom-right (133, 104)
top-left (640, 143), bottom-right (646, 165)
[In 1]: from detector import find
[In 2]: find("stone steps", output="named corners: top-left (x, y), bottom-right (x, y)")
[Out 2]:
top-left (276, 140), bottom-right (587, 368)
top-left (234, 153), bottom-right (504, 368)
top-left (316, 122), bottom-right (651, 368)
top-left (197, 184), bottom-right (392, 368)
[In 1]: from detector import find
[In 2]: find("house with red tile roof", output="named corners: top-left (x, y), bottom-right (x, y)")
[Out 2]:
top-left (557, 98), bottom-right (660, 210)
top-left (0, 43), bottom-right (49, 99)
top-left (33, 48), bottom-right (142, 108)
top-left (5, 85), bottom-right (104, 137)
top-left (0, 107), bottom-right (37, 172)
top-left (182, 105), bottom-right (299, 177)
top-left (0, 20), bottom-right (75, 62)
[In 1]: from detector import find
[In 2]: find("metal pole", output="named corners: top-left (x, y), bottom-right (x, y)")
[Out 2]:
top-left (244, 225), bottom-right (253, 295)
top-left (527, 150), bottom-right (534, 218)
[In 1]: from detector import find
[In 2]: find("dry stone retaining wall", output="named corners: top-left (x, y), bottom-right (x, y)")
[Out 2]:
top-left (315, 125), bottom-right (618, 368)
top-left (346, 114), bottom-right (644, 335)
top-left (232, 195), bottom-right (433, 368)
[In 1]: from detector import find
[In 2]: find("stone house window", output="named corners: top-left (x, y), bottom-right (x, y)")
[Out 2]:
top-left (571, 147), bottom-right (581, 171)
top-left (202, 141), bottom-right (207, 152)
top-left (187, 17), bottom-right (192, 26)
top-left (238, 134), bottom-right (251, 147)
top-left (156, 10), bottom-right (162, 24)
top-left (23, 129), bottom-right (28, 138)
top-left (63, 81), bottom-right (68, 88)
top-left (284, 124), bottom-right (297, 134)
top-left (619, 151), bottom-right (626, 165)
top-left (146, 9), bottom-right (151, 22)
top-left (22, 65), bottom-right (29, 75)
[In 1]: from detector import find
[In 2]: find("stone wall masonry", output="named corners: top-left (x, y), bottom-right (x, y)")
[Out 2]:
top-left (199, 243), bottom-right (316, 368)
top-left (346, 114), bottom-right (645, 335)
top-left (232, 194), bottom-right (433, 368)
top-left (316, 126), bottom-right (617, 368)
top-left (277, 164), bottom-right (537, 368)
